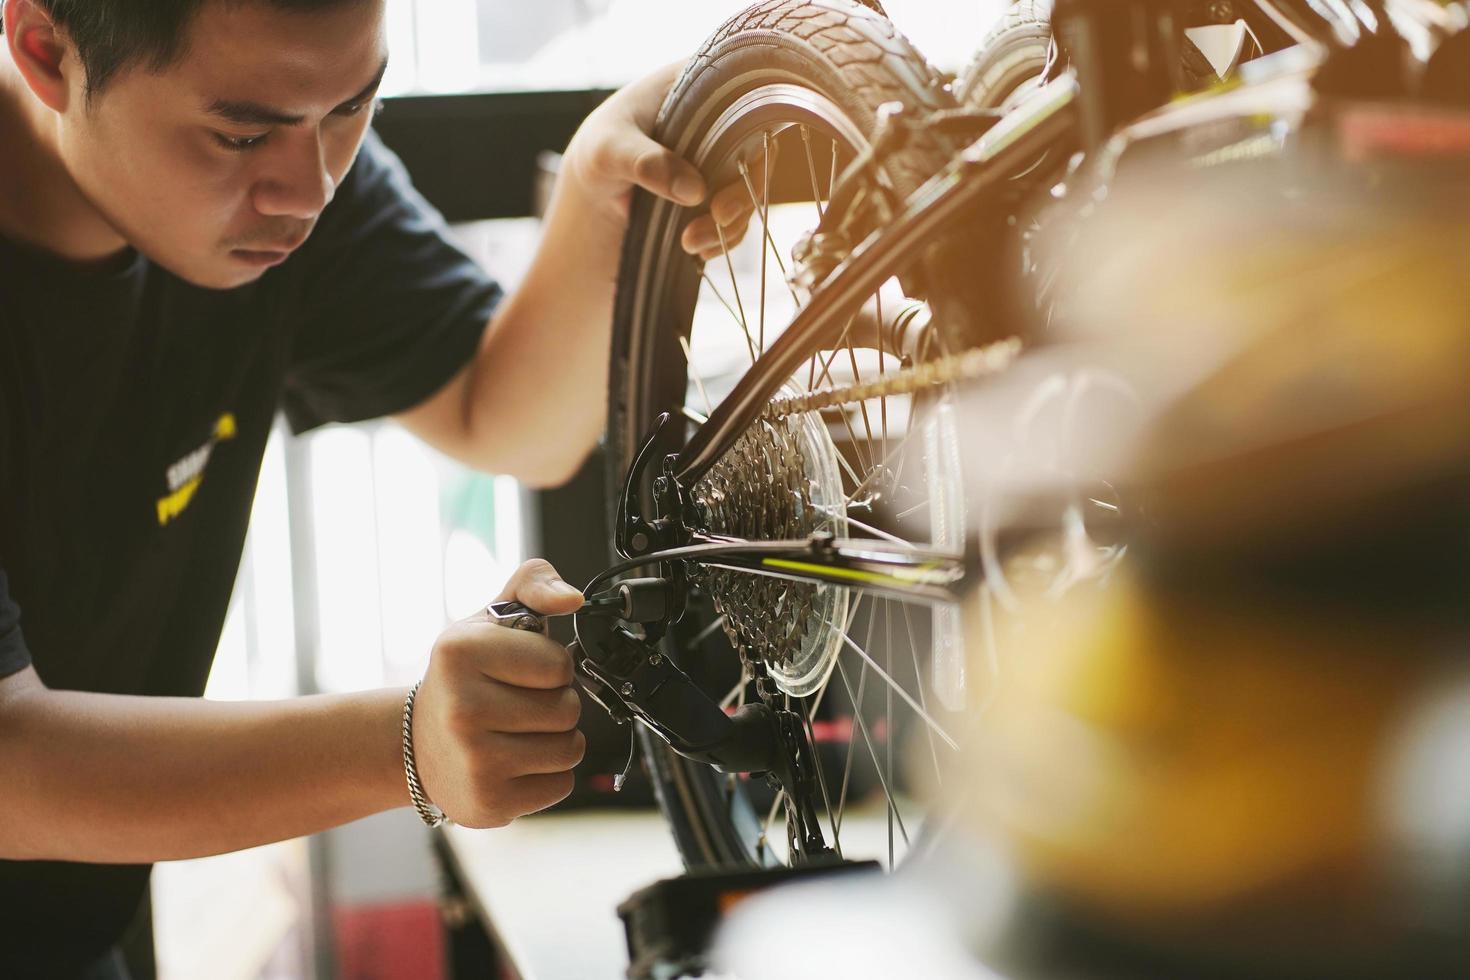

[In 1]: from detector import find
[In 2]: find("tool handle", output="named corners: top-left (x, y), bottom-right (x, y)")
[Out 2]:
top-left (485, 600), bottom-right (548, 634)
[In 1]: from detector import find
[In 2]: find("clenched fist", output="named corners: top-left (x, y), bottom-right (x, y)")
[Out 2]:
top-left (411, 559), bottom-right (587, 828)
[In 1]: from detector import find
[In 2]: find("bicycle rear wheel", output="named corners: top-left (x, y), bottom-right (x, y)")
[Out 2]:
top-left (609, 0), bottom-right (980, 870)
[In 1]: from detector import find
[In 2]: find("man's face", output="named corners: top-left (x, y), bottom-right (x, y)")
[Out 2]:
top-left (57, 0), bottom-right (388, 289)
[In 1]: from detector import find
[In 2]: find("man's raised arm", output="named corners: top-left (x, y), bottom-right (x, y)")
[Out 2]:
top-left (394, 62), bottom-right (759, 486)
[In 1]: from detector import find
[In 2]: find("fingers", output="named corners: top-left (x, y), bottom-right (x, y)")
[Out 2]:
top-left (451, 745), bottom-right (583, 829)
top-left (418, 598), bottom-right (588, 826)
top-left (597, 124), bottom-right (706, 208)
top-left (681, 194), bottom-right (756, 261)
top-left (680, 144), bottom-right (777, 261)
top-left (437, 620), bottom-right (574, 689)
top-left (493, 557), bottom-right (583, 616)
top-left (506, 771), bottom-right (578, 817)
top-left (468, 680), bottom-right (582, 735)
top-left (473, 729), bottom-right (588, 776)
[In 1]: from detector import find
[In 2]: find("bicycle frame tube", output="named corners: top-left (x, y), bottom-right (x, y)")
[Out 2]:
top-left (671, 74), bottom-right (1081, 487)
top-left (687, 534), bottom-right (969, 605)
top-left (590, 535), bottom-right (971, 607)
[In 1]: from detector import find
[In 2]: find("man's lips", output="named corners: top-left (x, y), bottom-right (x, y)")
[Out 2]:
top-left (229, 234), bottom-right (308, 267)
top-left (231, 229), bottom-right (309, 255)
top-left (230, 248), bottom-right (291, 268)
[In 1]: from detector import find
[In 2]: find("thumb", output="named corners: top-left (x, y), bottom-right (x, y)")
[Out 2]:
top-left (495, 558), bottom-right (585, 615)
top-left (612, 127), bottom-right (707, 208)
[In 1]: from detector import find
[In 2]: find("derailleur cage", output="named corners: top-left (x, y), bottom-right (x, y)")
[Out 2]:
top-left (574, 612), bottom-right (833, 860)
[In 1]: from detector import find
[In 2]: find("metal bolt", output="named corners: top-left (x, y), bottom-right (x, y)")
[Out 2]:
top-left (648, 653), bottom-right (663, 667)
top-left (630, 531), bottom-right (649, 552)
top-left (620, 682), bottom-right (636, 697)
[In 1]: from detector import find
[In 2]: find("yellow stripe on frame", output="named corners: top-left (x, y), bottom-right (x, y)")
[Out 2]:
top-left (760, 557), bottom-right (952, 588)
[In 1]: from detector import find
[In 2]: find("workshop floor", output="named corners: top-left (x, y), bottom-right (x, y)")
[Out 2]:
top-left (441, 799), bottom-right (922, 979)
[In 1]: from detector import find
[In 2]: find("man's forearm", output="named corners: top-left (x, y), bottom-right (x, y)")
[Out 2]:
top-left (460, 167), bottom-right (627, 486)
top-left (394, 64), bottom-right (742, 485)
top-left (0, 676), bottom-right (406, 863)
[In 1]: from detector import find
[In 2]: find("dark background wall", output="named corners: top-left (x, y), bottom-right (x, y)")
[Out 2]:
top-left (374, 90), bottom-right (614, 222)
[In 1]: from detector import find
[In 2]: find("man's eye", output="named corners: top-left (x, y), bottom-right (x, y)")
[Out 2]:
top-left (213, 131), bottom-right (269, 152)
top-left (336, 99), bottom-right (382, 119)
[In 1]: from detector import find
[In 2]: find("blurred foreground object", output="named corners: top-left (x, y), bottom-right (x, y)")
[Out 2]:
top-left (963, 157), bottom-right (1470, 977)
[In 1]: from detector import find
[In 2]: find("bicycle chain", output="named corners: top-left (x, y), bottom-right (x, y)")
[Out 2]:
top-left (765, 338), bottom-right (1022, 419)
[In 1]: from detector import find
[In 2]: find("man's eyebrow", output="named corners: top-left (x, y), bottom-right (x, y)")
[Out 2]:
top-left (343, 59), bottom-right (389, 108)
top-left (206, 99), bottom-right (305, 127)
top-left (205, 58), bottom-right (389, 127)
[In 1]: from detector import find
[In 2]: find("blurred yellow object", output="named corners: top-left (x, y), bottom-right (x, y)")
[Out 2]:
top-left (970, 575), bottom-right (1432, 923)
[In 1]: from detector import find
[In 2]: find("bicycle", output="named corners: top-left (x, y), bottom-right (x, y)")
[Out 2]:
top-left (572, 0), bottom-right (1470, 875)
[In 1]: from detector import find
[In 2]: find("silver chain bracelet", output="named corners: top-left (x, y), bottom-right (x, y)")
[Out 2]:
top-left (402, 680), bottom-right (448, 828)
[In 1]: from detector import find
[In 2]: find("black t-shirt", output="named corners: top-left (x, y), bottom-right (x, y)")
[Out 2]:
top-left (0, 130), bottom-right (501, 974)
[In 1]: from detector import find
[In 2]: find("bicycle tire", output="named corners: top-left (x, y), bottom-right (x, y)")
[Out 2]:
top-left (608, 0), bottom-right (961, 870)
top-left (956, 0), bottom-right (1056, 112)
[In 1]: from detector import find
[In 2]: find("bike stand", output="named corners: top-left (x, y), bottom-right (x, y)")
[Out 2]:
top-left (619, 859), bottom-right (881, 980)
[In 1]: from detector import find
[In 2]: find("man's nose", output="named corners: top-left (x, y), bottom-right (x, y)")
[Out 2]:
top-left (252, 131), bottom-right (335, 221)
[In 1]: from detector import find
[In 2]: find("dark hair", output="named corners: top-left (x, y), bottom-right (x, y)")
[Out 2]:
top-left (5, 0), bottom-right (350, 97)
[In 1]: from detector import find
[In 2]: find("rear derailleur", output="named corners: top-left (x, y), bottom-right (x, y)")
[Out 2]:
top-left (573, 578), bottom-right (833, 862)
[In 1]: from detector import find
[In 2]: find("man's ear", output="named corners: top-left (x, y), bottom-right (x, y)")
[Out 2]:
top-left (4, 0), bottom-right (76, 113)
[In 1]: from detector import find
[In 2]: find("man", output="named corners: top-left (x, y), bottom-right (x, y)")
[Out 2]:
top-left (0, 0), bottom-right (753, 974)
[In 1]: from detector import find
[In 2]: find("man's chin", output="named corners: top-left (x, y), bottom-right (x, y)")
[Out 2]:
top-left (154, 253), bottom-right (274, 291)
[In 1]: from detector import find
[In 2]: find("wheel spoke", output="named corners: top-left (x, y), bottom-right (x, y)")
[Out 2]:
top-left (759, 787), bottom-right (786, 863)
top-left (835, 656), bottom-right (910, 859)
top-left (885, 599), bottom-right (894, 871)
top-left (877, 289), bottom-right (888, 464)
top-left (800, 124), bottom-right (825, 221)
top-left (690, 613), bottom-right (729, 647)
top-left (829, 136), bottom-right (838, 207)
top-left (899, 601), bottom-right (944, 787)
top-left (737, 156), bottom-right (802, 308)
top-left (812, 505), bottom-right (922, 551)
top-left (802, 705), bottom-right (844, 859)
top-left (844, 394), bottom-right (938, 507)
top-left (679, 335), bottom-right (715, 416)
top-left (700, 269), bottom-right (758, 365)
top-left (892, 497), bottom-right (931, 522)
top-left (831, 439), bottom-right (867, 492)
top-left (777, 599), bottom-right (850, 849)
top-left (806, 596), bottom-right (862, 721)
top-left (719, 664), bottom-right (749, 710)
top-left (809, 309), bottom-right (858, 391)
top-left (761, 131), bottom-right (773, 350)
top-left (834, 605), bottom-right (878, 838)
top-left (740, 145), bottom-right (768, 356)
top-left (846, 344), bottom-right (879, 472)
top-left (827, 616), bottom-right (960, 751)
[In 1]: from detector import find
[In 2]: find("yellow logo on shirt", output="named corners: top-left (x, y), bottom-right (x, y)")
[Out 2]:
top-left (157, 413), bottom-right (237, 526)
